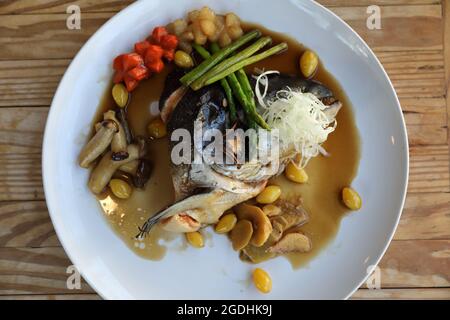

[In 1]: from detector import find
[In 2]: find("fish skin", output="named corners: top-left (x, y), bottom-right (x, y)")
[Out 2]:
top-left (140, 72), bottom-right (342, 234)
top-left (250, 73), bottom-right (335, 102)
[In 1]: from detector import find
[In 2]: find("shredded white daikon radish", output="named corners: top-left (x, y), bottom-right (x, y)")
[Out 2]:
top-left (254, 70), bottom-right (280, 109)
top-left (255, 72), bottom-right (337, 167)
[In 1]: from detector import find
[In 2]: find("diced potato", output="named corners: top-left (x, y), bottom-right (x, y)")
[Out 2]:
top-left (188, 10), bottom-right (200, 22)
top-left (172, 19), bottom-right (188, 35)
top-left (200, 19), bottom-right (216, 37)
top-left (198, 6), bottom-right (215, 21)
top-left (218, 32), bottom-right (232, 47)
top-left (225, 13), bottom-right (240, 27)
top-left (227, 25), bottom-right (243, 40)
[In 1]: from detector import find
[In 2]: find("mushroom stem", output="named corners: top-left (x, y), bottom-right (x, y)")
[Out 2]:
top-left (119, 159), bottom-right (139, 175)
top-left (116, 108), bottom-right (134, 144)
top-left (88, 144), bottom-right (139, 194)
top-left (78, 120), bottom-right (118, 168)
top-left (104, 110), bottom-right (128, 157)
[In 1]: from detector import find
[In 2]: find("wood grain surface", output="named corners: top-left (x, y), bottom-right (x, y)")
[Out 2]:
top-left (0, 0), bottom-right (449, 300)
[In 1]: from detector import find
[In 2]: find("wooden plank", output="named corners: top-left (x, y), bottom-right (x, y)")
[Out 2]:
top-left (0, 59), bottom-right (70, 107)
top-left (0, 0), bottom-right (440, 14)
top-left (0, 13), bottom-right (113, 60)
top-left (0, 240), bottom-right (447, 295)
top-left (376, 50), bottom-right (445, 99)
top-left (0, 5), bottom-right (442, 60)
top-left (352, 287), bottom-right (450, 299)
top-left (0, 154), bottom-right (43, 201)
top-left (0, 107), bottom-right (46, 154)
top-left (0, 247), bottom-right (94, 295)
top-left (395, 193), bottom-right (450, 240)
top-left (408, 145), bottom-right (450, 193)
top-left (378, 240), bottom-right (450, 288)
top-left (0, 201), bottom-right (59, 247)
top-left (330, 5), bottom-right (443, 51)
top-left (320, 1), bottom-right (441, 7)
top-left (1, 288), bottom-right (450, 300)
top-left (401, 97), bottom-right (446, 126)
top-left (444, 0), bottom-right (450, 183)
top-left (0, 0), bottom-right (133, 14)
top-left (0, 293), bottom-right (100, 300)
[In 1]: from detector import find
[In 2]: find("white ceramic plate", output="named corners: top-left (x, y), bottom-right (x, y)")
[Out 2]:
top-left (43, 0), bottom-right (408, 299)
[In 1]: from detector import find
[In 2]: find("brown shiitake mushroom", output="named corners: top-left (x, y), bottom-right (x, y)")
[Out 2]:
top-left (78, 119), bottom-right (118, 168)
top-left (234, 203), bottom-right (272, 247)
top-left (88, 144), bottom-right (140, 194)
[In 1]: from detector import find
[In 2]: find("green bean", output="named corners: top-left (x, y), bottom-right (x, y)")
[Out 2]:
top-left (180, 30), bottom-right (261, 86)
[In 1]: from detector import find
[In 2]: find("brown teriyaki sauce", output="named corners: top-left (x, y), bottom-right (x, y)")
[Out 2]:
top-left (91, 22), bottom-right (360, 267)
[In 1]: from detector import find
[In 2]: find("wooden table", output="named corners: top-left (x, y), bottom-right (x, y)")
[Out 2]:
top-left (0, 0), bottom-right (449, 300)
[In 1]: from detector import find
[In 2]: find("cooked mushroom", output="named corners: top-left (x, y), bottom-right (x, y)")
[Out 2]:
top-left (267, 232), bottom-right (312, 254)
top-left (230, 219), bottom-right (253, 251)
top-left (119, 159), bottom-right (140, 175)
top-left (262, 204), bottom-right (282, 217)
top-left (78, 119), bottom-right (118, 168)
top-left (88, 144), bottom-right (140, 194)
top-left (240, 201), bottom-right (310, 263)
top-left (104, 110), bottom-right (128, 158)
top-left (269, 199), bottom-right (309, 242)
top-left (135, 135), bottom-right (151, 158)
top-left (133, 159), bottom-right (152, 189)
top-left (116, 107), bottom-right (134, 144)
top-left (234, 203), bottom-right (272, 247)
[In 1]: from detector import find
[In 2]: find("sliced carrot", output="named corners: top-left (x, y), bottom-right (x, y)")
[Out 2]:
top-left (128, 65), bottom-right (149, 81)
top-left (124, 75), bottom-right (139, 91)
top-left (113, 54), bottom-right (124, 70)
top-left (122, 53), bottom-right (144, 71)
top-left (151, 26), bottom-right (168, 44)
top-left (160, 34), bottom-right (178, 50)
top-left (113, 71), bottom-right (124, 83)
top-left (146, 59), bottom-right (164, 73)
top-left (134, 41), bottom-right (151, 56)
top-left (163, 49), bottom-right (175, 61)
top-left (145, 45), bottom-right (164, 60)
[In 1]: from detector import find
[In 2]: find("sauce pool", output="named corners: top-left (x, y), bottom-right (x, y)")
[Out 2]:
top-left (92, 23), bottom-right (361, 267)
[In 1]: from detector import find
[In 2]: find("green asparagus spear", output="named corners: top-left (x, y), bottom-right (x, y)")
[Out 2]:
top-left (190, 37), bottom-right (272, 91)
top-left (180, 30), bottom-right (261, 86)
top-left (227, 73), bottom-right (257, 129)
top-left (202, 42), bottom-right (288, 88)
top-left (193, 43), bottom-right (237, 123)
top-left (235, 69), bottom-right (270, 130)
